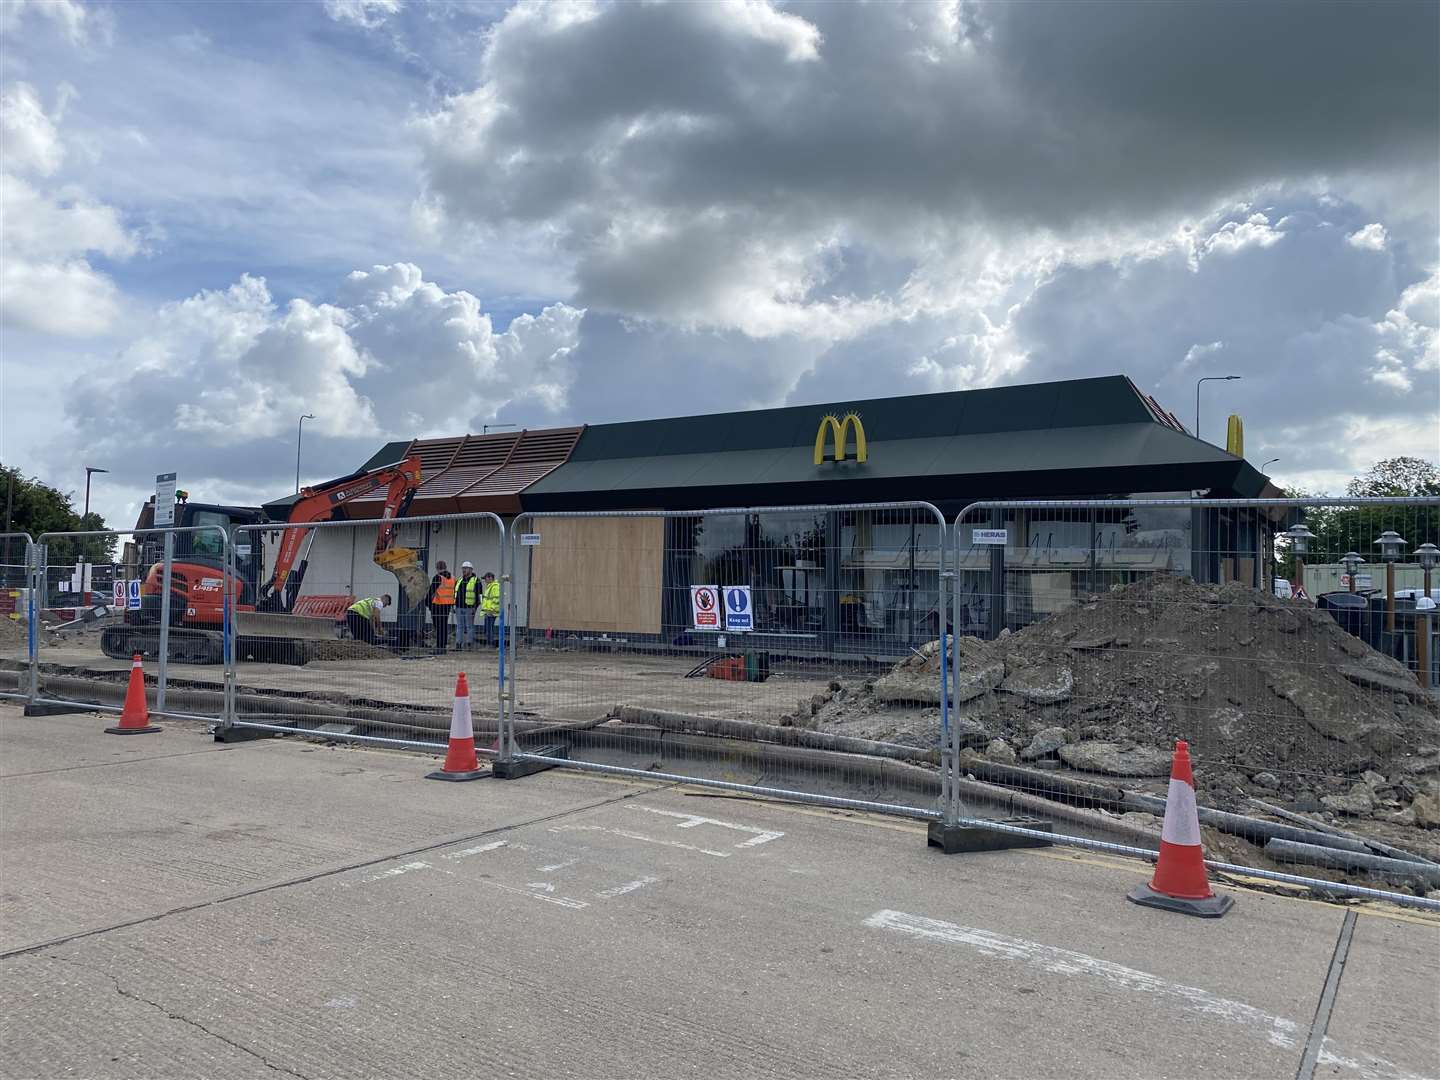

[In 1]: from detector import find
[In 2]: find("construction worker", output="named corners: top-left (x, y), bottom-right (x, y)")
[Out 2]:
top-left (346, 594), bottom-right (391, 645)
top-left (480, 571), bottom-right (501, 647)
top-left (425, 560), bottom-right (455, 654)
top-left (454, 561), bottom-right (479, 650)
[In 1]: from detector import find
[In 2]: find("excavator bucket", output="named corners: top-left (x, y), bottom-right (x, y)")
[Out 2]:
top-left (235, 611), bottom-right (340, 642)
top-left (375, 546), bottom-right (430, 610)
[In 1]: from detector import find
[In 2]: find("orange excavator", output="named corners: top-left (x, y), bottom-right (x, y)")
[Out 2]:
top-left (101, 455), bottom-right (424, 664)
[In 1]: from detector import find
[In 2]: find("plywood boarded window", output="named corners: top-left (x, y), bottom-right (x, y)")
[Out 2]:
top-left (527, 517), bottom-right (665, 634)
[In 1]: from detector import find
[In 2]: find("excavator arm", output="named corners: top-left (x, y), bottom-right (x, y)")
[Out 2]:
top-left (261, 455), bottom-right (424, 609)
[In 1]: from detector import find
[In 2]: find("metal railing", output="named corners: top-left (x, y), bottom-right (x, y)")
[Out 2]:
top-left (225, 512), bottom-right (508, 751)
top-left (500, 502), bottom-right (951, 819)
top-left (947, 496), bottom-right (1440, 909)
top-left (11, 494), bottom-right (1439, 913)
top-left (26, 525), bottom-right (231, 720)
top-left (0, 533), bottom-right (36, 703)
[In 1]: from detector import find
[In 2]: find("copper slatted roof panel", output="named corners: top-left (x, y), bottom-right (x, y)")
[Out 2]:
top-left (453, 427), bottom-right (583, 497)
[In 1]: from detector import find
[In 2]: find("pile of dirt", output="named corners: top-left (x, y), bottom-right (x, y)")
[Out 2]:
top-left (305, 638), bottom-right (395, 662)
top-left (0, 616), bottom-right (25, 650)
top-left (802, 575), bottom-right (1440, 829)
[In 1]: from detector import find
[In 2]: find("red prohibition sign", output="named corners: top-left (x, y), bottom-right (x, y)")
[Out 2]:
top-left (696, 589), bottom-right (716, 611)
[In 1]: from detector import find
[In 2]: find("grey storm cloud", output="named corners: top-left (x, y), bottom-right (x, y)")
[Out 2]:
top-left (419, 0), bottom-right (1438, 318)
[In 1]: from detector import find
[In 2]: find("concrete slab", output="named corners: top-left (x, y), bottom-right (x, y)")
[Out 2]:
top-left (0, 711), bottom-right (644, 953)
top-left (4, 703), bottom-right (1439, 1080)
top-left (1323, 913), bottom-right (1440, 1079)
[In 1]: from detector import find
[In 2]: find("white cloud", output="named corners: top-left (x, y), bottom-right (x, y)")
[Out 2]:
top-left (322, 0), bottom-right (403, 29)
top-left (0, 85), bottom-right (135, 336)
top-left (0, 0), bottom-right (101, 45)
top-left (1183, 340), bottom-right (1225, 366)
top-left (0, 82), bottom-right (67, 174)
top-left (66, 264), bottom-right (585, 463)
top-left (1345, 222), bottom-right (1388, 251)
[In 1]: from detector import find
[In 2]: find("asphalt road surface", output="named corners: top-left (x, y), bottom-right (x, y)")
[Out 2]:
top-left (2, 705), bottom-right (1437, 1079)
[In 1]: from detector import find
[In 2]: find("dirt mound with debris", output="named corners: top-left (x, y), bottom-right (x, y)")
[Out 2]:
top-left (0, 616), bottom-right (24, 650)
top-left (305, 639), bottom-right (395, 662)
top-left (805, 575), bottom-right (1440, 829)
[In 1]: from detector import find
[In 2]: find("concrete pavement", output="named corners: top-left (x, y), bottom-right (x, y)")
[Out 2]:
top-left (2, 705), bottom-right (1437, 1079)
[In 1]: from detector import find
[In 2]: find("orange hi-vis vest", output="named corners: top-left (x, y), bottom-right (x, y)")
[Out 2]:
top-left (432, 573), bottom-right (455, 605)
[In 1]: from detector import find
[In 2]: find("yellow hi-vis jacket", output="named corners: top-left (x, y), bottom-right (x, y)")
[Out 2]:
top-left (481, 578), bottom-right (501, 615)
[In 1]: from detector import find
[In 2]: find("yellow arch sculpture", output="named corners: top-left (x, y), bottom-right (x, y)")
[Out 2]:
top-left (814, 413), bottom-right (868, 464)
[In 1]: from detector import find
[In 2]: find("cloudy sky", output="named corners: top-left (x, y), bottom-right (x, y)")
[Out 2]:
top-left (2, 0), bottom-right (1436, 528)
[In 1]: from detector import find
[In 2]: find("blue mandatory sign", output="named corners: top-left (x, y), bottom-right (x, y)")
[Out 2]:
top-left (127, 579), bottom-right (142, 610)
top-left (723, 586), bottom-right (753, 632)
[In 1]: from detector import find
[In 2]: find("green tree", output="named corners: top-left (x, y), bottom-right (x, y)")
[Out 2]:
top-left (1279, 458), bottom-right (1440, 576)
top-left (1, 465), bottom-right (114, 564)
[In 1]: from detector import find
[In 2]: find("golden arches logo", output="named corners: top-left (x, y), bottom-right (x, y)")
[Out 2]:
top-left (813, 413), bottom-right (868, 465)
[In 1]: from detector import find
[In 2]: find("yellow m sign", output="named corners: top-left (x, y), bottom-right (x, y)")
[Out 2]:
top-left (813, 413), bottom-right (868, 465)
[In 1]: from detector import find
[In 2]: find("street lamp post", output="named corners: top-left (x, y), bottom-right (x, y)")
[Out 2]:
top-left (83, 465), bottom-right (109, 521)
top-left (81, 466), bottom-right (108, 605)
top-left (1261, 457), bottom-right (1280, 473)
top-left (1280, 524), bottom-right (1316, 597)
top-left (1194, 376), bottom-right (1242, 443)
top-left (1340, 552), bottom-right (1364, 594)
top-left (1416, 543), bottom-right (1439, 600)
top-left (295, 414), bottom-right (316, 494)
top-left (1376, 530), bottom-right (1407, 634)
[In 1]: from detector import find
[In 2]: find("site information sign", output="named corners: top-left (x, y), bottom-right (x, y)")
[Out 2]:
top-left (972, 528), bottom-right (1008, 545)
top-left (520, 533), bottom-right (542, 546)
top-left (724, 586), bottom-right (753, 632)
top-left (154, 472), bottom-right (177, 527)
top-left (690, 585), bottom-right (720, 630)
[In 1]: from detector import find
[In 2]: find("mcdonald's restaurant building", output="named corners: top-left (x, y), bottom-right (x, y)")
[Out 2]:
top-left (273, 375), bottom-right (1278, 652)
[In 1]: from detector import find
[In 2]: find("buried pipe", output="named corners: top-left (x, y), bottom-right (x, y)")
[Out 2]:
top-left (1264, 839), bottom-right (1440, 890)
top-left (1124, 792), bottom-right (1436, 863)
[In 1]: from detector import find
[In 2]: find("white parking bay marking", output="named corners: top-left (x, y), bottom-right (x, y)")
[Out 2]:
top-left (596, 875), bottom-right (660, 899)
top-left (550, 824), bottom-right (732, 857)
top-left (864, 911), bottom-right (1428, 1080)
top-left (360, 860), bottom-right (434, 882)
top-left (867, 910), bottom-right (1296, 1045)
top-left (629, 805), bottom-right (785, 848)
top-left (443, 840), bottom-right (507, 860)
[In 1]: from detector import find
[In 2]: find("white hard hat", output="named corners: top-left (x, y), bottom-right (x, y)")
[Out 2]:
top-left (461, 560), bottom-right (474, 569)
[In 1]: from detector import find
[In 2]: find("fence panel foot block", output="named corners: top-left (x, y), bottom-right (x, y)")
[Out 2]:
top-left (928, 817), bottom-right (1054, 854)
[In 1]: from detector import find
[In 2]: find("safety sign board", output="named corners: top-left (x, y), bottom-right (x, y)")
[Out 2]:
top-left (520, 533), bottom-right (542, 546)
top-left (690, 585), bottom-right (720, 629)
top-left (113, 580), bottom-right (126, 609)
top-left (972, 528), bottom-right (1008, 545)
top-left (1340, 574), bottom-right (1374, 589)
top-left (127, 579), bottom-right (142, 610)
top-left (723, 586), bottom-right (753, 632)
top-left (154, 472), bottom-right (177, 527)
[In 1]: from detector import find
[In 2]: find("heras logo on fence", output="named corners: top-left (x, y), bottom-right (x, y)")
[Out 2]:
top-left (813, 413), bottom-right (867, 465)
top-left (690, 585), bottom-right (720, 629)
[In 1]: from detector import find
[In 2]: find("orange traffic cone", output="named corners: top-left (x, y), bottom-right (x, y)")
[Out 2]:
top-left (105, 655), bottom-right (162, 735)
top-left (1128, 740), bottom-right (1232, 917)
top-left (426, 672), bottom-right (488, 781)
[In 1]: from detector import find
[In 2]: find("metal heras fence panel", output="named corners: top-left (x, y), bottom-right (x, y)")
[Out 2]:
top-left (224, 511), bottom-right (507, 753)
top-left (0, 533), bottom-right (36, 702)
top-left (948, 496), bottom-right (1440, 912)
top-left (26, 525), bottom-right (232, 721)
top-left (500, 502), bottom-right (952, 820)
